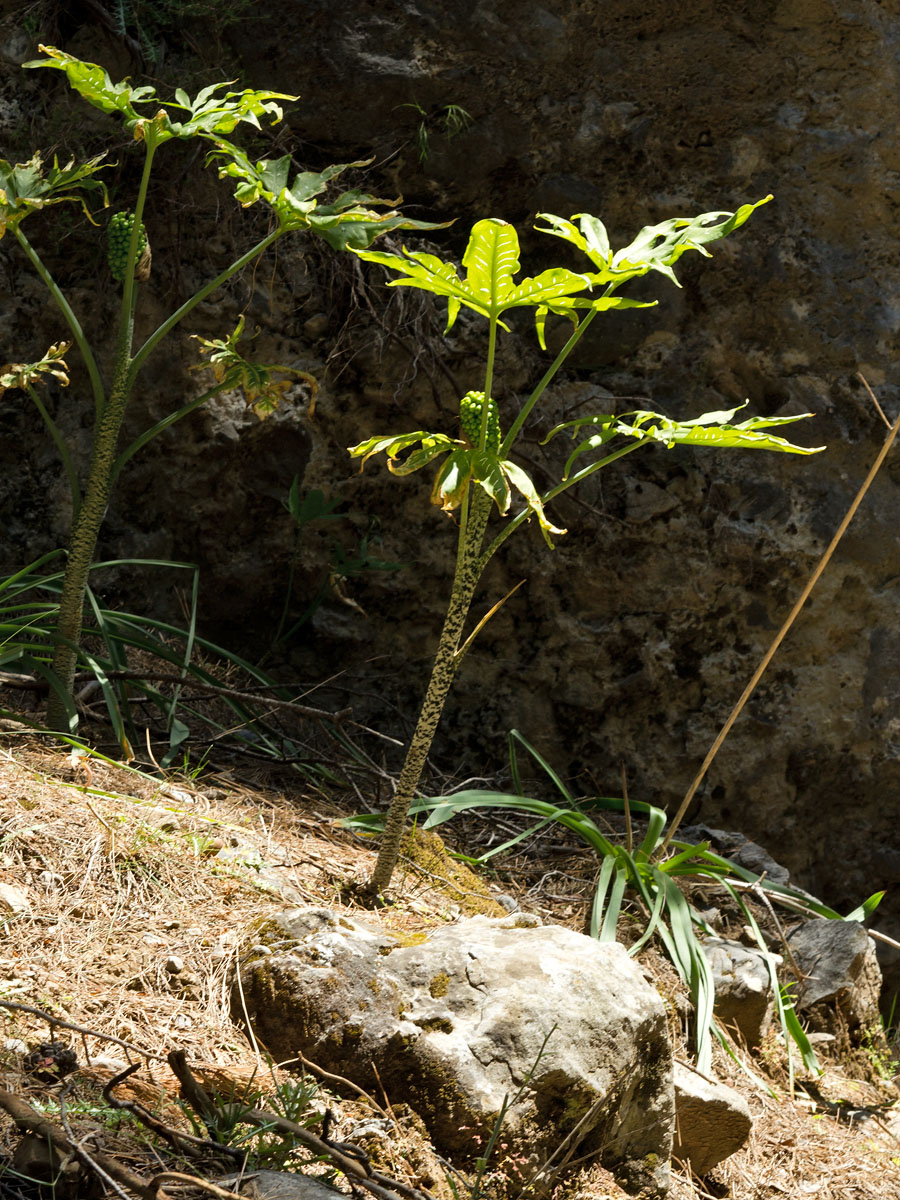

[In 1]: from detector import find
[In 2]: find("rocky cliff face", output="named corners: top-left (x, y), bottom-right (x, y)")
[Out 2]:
top-left (2, 1), bottom-right (898, 982)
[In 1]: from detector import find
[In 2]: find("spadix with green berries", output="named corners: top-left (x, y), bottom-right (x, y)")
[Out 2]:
top-left (459, 390), bottom-right (501, 452)
top-left (107, 211), bottom-right (147, 282)
top-left (349, 198), bottom-right (823, 898)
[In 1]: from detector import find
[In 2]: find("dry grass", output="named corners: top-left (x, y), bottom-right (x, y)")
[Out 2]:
top-left (0, 732), bottom-right (898, 1199)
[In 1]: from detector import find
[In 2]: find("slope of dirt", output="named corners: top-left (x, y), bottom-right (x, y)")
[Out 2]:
top-left (0, 732), bottom-right (898, 1199)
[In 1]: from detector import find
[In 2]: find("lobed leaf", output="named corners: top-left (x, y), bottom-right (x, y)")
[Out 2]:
top-left (190, 317), bottom-right (317, 419)
top-left (25, 47), bottom-right (293, 146)
top-left (356, 219), bottom-right (600, 331)
top-left (0, 153), bottom-right (108, 237)
top-left (548, 401), bottom-right (824, 478)
top-left (348, 430), bottom-right (457, 470)
top-left (462, 219), bottom-right (520, 303)
top-left (208, 142), bottom-right (448, 247)
top-left (536, 196), bottom-right (772, 288)
top-left (0, 341), bottom-right (71, 397)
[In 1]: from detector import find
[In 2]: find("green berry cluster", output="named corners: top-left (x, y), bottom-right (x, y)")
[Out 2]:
top-left (107, 211), bottom-right (147, 282)
top-left (459, 390), bottom-right (501, 453)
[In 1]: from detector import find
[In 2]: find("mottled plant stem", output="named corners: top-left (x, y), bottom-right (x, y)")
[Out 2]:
top-left (45, 350), bottom-right (133, 731)
top-left (368, 487), bottom-right (492, 894)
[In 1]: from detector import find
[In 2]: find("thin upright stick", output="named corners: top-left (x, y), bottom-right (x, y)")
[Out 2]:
top-left (660, 378), bottom-right (900, 855)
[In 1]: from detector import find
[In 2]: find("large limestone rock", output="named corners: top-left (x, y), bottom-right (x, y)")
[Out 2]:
top-left (237, 908), bottom-right (673, 1197)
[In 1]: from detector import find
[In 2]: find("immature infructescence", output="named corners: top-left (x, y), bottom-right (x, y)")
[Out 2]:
top-left (459, 389), bottom-right (501, 453)
top-left (107, 211), bottom-right (150, 282)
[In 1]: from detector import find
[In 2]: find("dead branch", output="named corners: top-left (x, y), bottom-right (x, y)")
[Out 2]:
top-left (0, 999), bottom-right (167, 1061)
top-left (167, 1052), bottom-right (435, 1200)
top-left (0, 669), bottom-right (351, 723)
top-left (0, 1087), bottom-right (170, 1200)
top-left (103, 1064), bottom-right (244, 1163)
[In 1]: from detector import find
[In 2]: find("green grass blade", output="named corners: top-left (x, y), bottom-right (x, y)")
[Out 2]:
top-left (627, 880), bottom-right (668, 956)
top-left (508, 728), bottom-right (575, 802)
top-left (419, 790), bottom-right (621, 858)
top-left (844, 892), bottom-right (884, 921)
top-left (598, 860), bottom-right (628, 942)
top-left (472, 816), bottom-right (559, 862)
top-left (0, 551), bottom-right (66, 595)
top-left (590, 854), bottom-right (618, 939)
top-left (658, 869), bottom-right (715, 1073)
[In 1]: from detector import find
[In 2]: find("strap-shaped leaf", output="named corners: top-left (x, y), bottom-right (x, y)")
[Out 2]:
top-left (0, 153), bottom-right (108, 237)
top-left (502, 459), bottom-right (567, 546)
top-left (536, 196), bottom-right (772, 288)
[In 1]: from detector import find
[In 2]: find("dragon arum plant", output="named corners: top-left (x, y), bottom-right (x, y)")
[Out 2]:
top-left (1, 46), bottom-right (442, 736)
top-left (350, 198), bottom-right (824, 896)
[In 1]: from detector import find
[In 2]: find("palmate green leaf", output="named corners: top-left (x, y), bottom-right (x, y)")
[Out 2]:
top-left (349, 430), bottom-right (460, 472)
top-left (536, 196), bottom-right (772, 288)
top-left (25, 47), bottom-right (293, 145)
top-left (208, 143), bottom-right (448, 246)
top-left (0, 153), bottom-right (108, 237)
top-left (548, 401), bottom-right (824, 479)
top-left (356, 218), bottom-right (592, 331)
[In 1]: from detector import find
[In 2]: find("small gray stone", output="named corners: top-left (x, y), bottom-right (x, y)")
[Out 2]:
top-left (788, 919), bottom-right (881, 1029)
top-left (673, 1062), bottom-right (752, 1175)
top-left (701, 937), bottom-right (774, 1046)
top-left (219, 1169), bottom-right (345, 1199)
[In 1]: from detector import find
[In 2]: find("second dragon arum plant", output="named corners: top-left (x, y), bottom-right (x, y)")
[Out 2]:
top-left (349, 198), bottom-right (825, 895)
top-left (0, 46), bottom-right (442, 737)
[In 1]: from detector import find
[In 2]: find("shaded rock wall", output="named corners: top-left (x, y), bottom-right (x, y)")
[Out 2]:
top-left (2, 2), bottom-right (899, 977)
